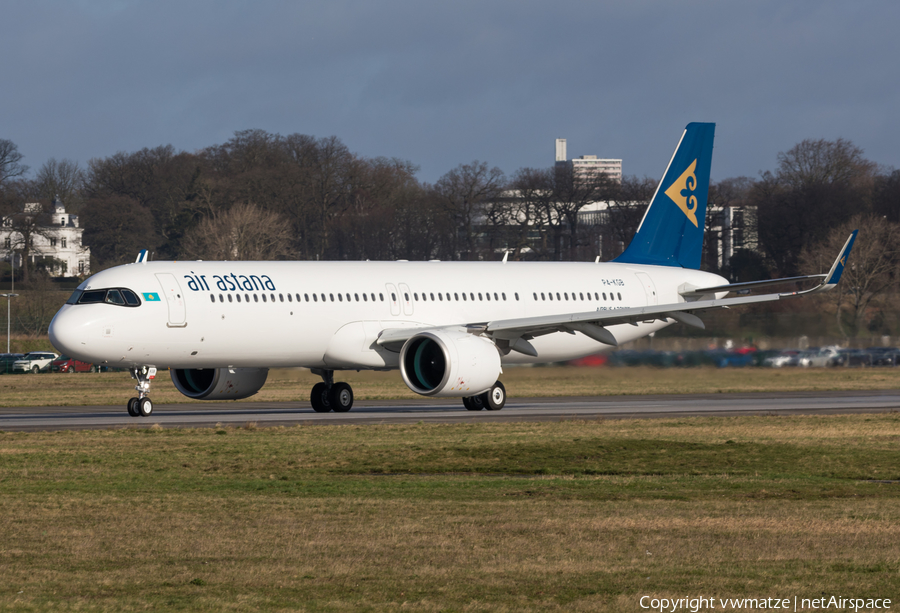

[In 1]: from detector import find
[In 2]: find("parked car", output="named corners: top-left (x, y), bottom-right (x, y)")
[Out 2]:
top-left (0, 353), bottom-right (24, 374)
top-left (763, 350), bottom-right (800, 367)
top-left (51, 355), bottom-right (100, 373)
top-left (12, 352), bottom-right (60, 374)
top-left (866, 347), bottom-right (900, 367)
top-left (834, 348), bottom-right (873, 367)
top-left (798, 347), bottom-right (841, 368)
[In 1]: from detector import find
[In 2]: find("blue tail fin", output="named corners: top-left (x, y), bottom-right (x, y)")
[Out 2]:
top-left (614, 122), bottom-right (715, 269)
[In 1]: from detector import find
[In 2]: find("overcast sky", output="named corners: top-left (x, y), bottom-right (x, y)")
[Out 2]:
top-left (2, 1), bottom-right (898, 184)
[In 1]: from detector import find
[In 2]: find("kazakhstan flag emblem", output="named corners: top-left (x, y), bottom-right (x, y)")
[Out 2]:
top-left (143, 292), bottom-right (161, 302)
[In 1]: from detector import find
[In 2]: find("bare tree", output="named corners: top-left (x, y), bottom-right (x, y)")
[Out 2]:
top-left (433, 161), bottom-right (506, 260)
top-left (0, 139), bottom-right (28, 186)
top-left (800, 215), bottom-right (900, 337)
top-left (180, 202), bottom-right (293, 261)
top-left (755, 138), bottom-right (876, 276)
top-left (34, 158), bottom-right (86, 212)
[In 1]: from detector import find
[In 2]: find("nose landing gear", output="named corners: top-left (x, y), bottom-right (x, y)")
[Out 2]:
top-left (127, 366), bottom-right (157, 417)
top-left (309, 369), bottom-right (354, 413)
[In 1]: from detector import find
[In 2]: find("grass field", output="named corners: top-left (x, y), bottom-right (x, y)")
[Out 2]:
top-left (3, 365), bottom-right (900, 407)
top-left (1, 415), bottom-right (899, 611)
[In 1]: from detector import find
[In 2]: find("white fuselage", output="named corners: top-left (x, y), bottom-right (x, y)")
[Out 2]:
top-left (49, 260), bottom-right (727, 370)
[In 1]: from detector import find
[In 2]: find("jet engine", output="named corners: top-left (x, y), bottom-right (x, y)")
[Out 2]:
top-left (400, 330), bottom-right (501, 397)
top-left (170, 367), bottom-right (269, 400)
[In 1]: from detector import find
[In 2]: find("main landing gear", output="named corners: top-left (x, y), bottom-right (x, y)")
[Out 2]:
top-left (126, 366), bottom-right (157, 417)
top-left (463, 380), bottom-right (506, 411)
top-left (309, 369), bottom-right (354, 413)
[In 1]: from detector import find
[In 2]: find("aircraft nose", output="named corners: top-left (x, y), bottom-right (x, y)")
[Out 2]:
top-left (49, 306), bottom-right (91, 360)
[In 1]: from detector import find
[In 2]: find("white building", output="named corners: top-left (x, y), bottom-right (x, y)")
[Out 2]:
top-left (555, 138), bottom-right (623, 182)
top-left (1, 200), bottom-right (91, 277)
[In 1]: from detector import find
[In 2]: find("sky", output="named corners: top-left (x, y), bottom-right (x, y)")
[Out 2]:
top-left (2, 0), bottom-right (898, 185)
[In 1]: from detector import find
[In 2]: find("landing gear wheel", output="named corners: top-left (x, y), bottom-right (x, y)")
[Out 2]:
top-left (466, 394), bottom-right (486, 411)
top-left (127, 397), bottom-right (139, 417)
top-left (484, 381), bottom-right (506, 411)
top-left (330, 382), bottom-right (354, 412)
top-left (310, 382), bottom-right (331, 412)
top-left (138, 397), bottom-right (153, 417)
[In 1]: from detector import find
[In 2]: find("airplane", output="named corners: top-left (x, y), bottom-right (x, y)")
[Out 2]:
top-left (48, 123), bottom-right (857, 417)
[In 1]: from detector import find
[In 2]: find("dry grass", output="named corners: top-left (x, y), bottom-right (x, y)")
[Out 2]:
top-left (2, 365), bottom-right (900, 407)
top-left (1, 416), bottom-right (899, 610)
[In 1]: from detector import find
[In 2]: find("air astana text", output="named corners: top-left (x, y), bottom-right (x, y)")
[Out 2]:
top-left (183, 271), bottom-right (276, 292)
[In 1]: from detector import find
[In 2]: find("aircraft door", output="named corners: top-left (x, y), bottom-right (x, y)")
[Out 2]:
top-left (155, 273), bottom-right (187, 327)
top-left (385, 283), bottom-right (401, 316)
top-left (398, 283), bottom-right (414, 316)
top-left (634, 272), bottom-right (658, 306)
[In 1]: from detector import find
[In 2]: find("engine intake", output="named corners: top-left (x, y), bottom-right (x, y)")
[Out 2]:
top-left (400, 330), bottom-right (500, 397)
top-left (170, 367), bottom-right (269, 400)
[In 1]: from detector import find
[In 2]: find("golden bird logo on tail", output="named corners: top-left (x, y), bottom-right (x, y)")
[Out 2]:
top-left (664, 159), bottom-right (699, 227)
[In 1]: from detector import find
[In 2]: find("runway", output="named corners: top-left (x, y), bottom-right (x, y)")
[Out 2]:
top-left (1, 390), bottom-right (898, 431)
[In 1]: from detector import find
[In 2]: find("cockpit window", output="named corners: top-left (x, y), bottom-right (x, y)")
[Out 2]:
top-left (73, 288), bottom-right (142, 307)
top-left (79, 290), bottom-right (107, 304)
top-left (122, 290), bottom-right (140, 306)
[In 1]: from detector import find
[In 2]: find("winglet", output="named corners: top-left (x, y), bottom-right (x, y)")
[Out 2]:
top-left (778, 230), bottom-right (858, 297)
top-left (822, 230), bottom-right (858, 287)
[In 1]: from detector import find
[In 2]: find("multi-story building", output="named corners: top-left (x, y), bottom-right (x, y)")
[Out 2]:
top-left (1, 199), bottom-right (91, 277)
top-left (555, 138), bottom-right (623, 182)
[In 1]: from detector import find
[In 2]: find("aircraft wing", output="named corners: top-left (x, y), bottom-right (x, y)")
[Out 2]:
top-left (377, 232), bottom-right (857, 357)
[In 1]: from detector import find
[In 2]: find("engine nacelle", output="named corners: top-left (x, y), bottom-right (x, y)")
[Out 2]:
top-left (400, 330), bottom-right (501, 397)
top-left (170, 367), bottom-right (269, 400)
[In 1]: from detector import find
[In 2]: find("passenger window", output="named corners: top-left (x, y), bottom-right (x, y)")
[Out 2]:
top-left (271, 294), bottom-right (276, 302)
top-left (379, 293), bottom-right (384, 301)
top-left (404, 293), bottom-right (409, 301)
top-left (210, 294), bottom-right (215, 303)
top-left (556, 293), bottom-right (561, 301)
top-left (346, 294), bottom-right (351, 302)
top-left (454, 293), bottom-right (458, 301)
top-left (338, 294), bottom-right (343, 302)
top-left (579, 292), bottom-right (584, 300)
top-left (485, 293), bottom-right (490, 301)
top-left (287, 294), bottom-right (292, 302)
top-left (461, 293), bottom-right (466, 301)
top-left (331, 294), bottom-right (335, 302)
top-left (363, 293), bottom-right (368, 301)
top-left (106, 290), bottom-right (125, 305)
top-left (438, 293), bottom-right (443, 301)
top-left (227, 294), bottom-right (233, 303)
top-left (236, 294), bottom-right (242, 302)
top-left (533, 293), bottom-right (537, 300)
top-left (478, 293), bottom-right (483, 301)
top-left (371, 293), bottom-right (375, 301)
top-left (495, 293), bottom-right (500, 301)
top-left (549, 293), bottom-right (553, 301)
top-left (618, 292), bottom-right (622, 300)
top-left (254, 294), bottom-right (259, 303)
top-left (279, 294), bottom-right (284, 302)
top-left (262, 294), bottom-right (267, 303)
top-left (595, 292), bottom-right (599, 300)
top-left (502, 293), bottom-right (506, 301)
top-left (564, 293), bottom-right (568, 300)
top-left (312, 294), bottom-right (317, 302)
top-left (541, 293), bottom-right (545, 300)
top-left (469, 293), bottom-right (474, 301)
top-left (355, 293), bottom-right (360, 301)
